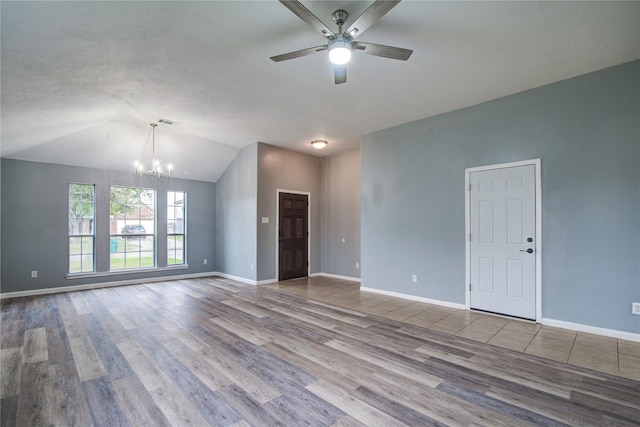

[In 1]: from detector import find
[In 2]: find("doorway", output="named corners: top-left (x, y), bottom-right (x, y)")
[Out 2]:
top-left (465, 160), bottom-right (541, 320)
top-left (278, 191), bottom-right (309, 281)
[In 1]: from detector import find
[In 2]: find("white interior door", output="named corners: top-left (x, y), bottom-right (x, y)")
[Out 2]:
top-left (469, 164), bottom-right (536, 319)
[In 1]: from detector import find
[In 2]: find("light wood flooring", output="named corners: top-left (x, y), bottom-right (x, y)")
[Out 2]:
top-left (1, 276), bottom-right (639, 426)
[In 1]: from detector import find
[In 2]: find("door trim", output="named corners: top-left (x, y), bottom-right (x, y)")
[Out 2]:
top-left (464, 159), bottom-right (542, 321)
top-left (275, 189), bottom-right (311, 282)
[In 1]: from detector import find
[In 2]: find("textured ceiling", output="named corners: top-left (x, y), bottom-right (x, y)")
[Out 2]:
top-left (2, 1), bottom-right (639, 182)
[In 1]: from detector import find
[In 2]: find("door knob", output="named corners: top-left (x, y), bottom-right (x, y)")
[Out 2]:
top-left (520, 248), bottom-right (534, 253)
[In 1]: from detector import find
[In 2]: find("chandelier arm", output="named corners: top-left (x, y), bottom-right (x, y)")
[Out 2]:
top-left (151, 123), bottom-right (157, 173)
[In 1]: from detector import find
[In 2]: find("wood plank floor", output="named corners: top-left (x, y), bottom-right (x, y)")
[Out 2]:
top-left (1, 276), bottom-right (639, 426)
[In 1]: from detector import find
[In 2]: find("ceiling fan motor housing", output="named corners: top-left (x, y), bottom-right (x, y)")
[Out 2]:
top-left (329, 33), bottom-right (353, 47)
top-left (332, 9), bottom-right (349, 27)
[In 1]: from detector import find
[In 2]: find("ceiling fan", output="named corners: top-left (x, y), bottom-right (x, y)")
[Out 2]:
top-left (271, 0), bottom-right (413, 84)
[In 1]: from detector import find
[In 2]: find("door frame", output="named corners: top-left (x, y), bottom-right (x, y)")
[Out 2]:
top-left (275, 189), bottom-right (311, 281)
top-left (464, 159), bottom-right (542, 321)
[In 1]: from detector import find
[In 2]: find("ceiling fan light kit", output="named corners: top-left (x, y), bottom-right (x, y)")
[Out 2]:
top-left (271, 0), bottom-right (412, 84)
top-left (328, 36), bottom-right (353, 65)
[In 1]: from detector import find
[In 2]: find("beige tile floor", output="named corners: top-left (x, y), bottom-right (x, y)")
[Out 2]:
top-left (266, 276), bottom-right (640, 381)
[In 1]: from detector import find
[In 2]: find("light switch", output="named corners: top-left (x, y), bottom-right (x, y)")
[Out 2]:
top-left (262, 217), bottom-right (269, 224)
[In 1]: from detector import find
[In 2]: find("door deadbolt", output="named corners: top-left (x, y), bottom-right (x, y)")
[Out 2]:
top-left (527, 237), bottom-right (533, 242)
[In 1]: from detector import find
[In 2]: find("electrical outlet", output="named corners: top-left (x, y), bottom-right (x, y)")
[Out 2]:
top-left (355, 262), bottom-right (359, 269)
top-left (31, 270), bottom-right (38, 278)
top-left (632, 302), bottom-right (640, 315)
top-left (251, 263), bottom-right (254, 271)
top-left (412, 274), bottom-right (417, 283)
top-left (204, 259), bottom-right (208, 265)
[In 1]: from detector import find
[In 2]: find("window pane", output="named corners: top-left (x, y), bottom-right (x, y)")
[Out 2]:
top-left (126, 252), bottom-right (140, 269)
top-left (140, 251), bottom-right (154, 267)
top-left (69, 254), bottom-right (82, 273)
top-left (82, 252), bottom-right (94, 272)
top-left (167, 250), bottom-right (184, 266)
top-left (81, 236), bottom-right (93, 250)
top-left (70, 236), bottom-right (82, 255)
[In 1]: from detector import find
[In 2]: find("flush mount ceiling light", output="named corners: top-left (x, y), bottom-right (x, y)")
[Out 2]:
top-left (311, 140), bottom-right (328, 149)
top-left (134, 123), bottom-right (173, 177)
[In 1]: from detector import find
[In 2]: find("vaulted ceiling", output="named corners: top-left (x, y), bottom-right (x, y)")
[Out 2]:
top-left (2, 1), bottom-right (639, 182)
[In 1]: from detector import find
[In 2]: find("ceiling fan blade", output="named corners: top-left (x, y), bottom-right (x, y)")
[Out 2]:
top-left (270, 45), bottom-right (327, 62)
top-left (345, 0), bottom-right (401, 39)
top-left (334, 65), bottom-right (347, 85)
top-left (352, 41), bottom-right (412, 61)
top-left (279, 0), bottom-right (335, 39)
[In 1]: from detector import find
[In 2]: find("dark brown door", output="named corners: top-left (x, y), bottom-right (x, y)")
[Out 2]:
top-left (279, 192), bottom-right (308, 281)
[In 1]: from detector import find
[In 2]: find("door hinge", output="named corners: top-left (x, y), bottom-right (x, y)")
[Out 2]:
top-left (468, 183), bottom-right (471, 191)
top-left (469, 233), bottom-right (472, 242)
top-left (469, 283), bottom-right (472, 291)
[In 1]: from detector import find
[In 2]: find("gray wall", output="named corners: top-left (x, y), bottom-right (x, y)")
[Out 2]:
top-left (257, 143), bottom-right (321, 281)
top-left (215, 144), bottom-right (257, 280)
top-left (1, 159), bottom-right (216, 293)
top-left (321, 148), bottom-right (361, 278)
top-left (361, 60), bottom-right (640, 334)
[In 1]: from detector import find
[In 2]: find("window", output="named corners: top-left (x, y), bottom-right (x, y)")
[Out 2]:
top-left (167, 191), bottom-right (186, 265)
top-left (110, 186), bottom-right (155, 270)
top-left (69, 183), bottom-right (95, 273)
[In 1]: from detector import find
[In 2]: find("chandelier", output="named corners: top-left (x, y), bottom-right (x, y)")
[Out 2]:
top-left (135, 123), bottom-right (173, 177)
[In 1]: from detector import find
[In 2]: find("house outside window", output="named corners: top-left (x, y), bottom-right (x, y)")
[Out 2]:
top-left (110, 186), bottom-right (155, 270)
top-left (69, 183), bottom-right (95, 273)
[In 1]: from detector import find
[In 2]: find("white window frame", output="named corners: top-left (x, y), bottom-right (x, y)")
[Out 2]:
top-left (167, 190), bottom-right (186, 266)
top-left (109, 186), bottom-right (156, 271)
top-left (68, 183), bottom-right (95, 274)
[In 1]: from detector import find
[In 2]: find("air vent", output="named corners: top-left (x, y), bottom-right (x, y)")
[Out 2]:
top-left (158, 118), bottom-right (180, 126)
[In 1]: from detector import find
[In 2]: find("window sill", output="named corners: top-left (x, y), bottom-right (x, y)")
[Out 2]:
top-left (66, 264), bottom-right (189, 280)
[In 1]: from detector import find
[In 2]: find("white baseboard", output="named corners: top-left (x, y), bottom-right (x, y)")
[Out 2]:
top-left (316, 272), bottom-right (361, 282)
top-left (360, 286), bottom-right (466, 310)
top-left (238, 272), bottom-right (360, 285)
top-left (0, 271), bottom-right (219, 299)
top-left (359, 288), bottom-right (639, 342)
top-left (212, 273), bottom-right (279, 286)
top-left (214, 272), bottom-right (258, 286)
top-left (541, 318), bottom-right (640, 342)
